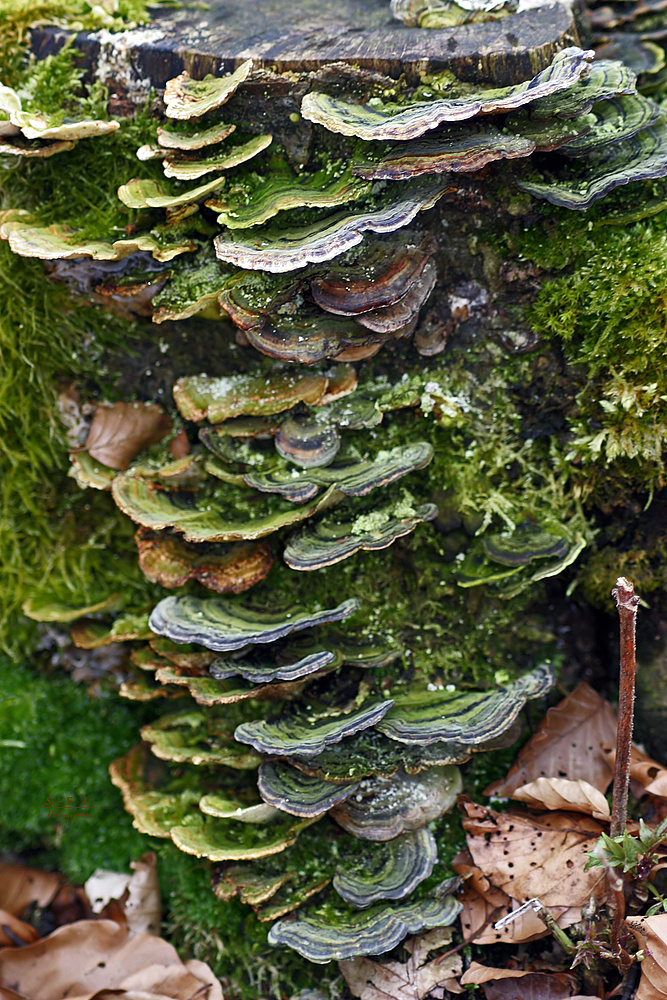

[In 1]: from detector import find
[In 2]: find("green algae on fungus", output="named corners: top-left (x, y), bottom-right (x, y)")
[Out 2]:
top-left (258, 761), bottom-right (359, 818)
top-left (299, 48), bottom-right (594, 141)
top-left (376, 665), bottom-right (553, 746)
top-left (162, 134), bottom-right (273, 181)
top-left (173, 368), bottom-right (356, 423)
top-left (152, 249), bottom-right (231, 323)
top-left (199, 794), bottom-right (283, 824)
top-left (163, 61), bottom-right (254, 120)
top-left (141, 710), bottom-right (261, 768)
top-left (111, 475), bottom-right (341, 543)
top-left (234, 699), bottom-right (395, 758)
top-left (245, 442), bottom-right (434, 503)
top-left (332, 828), bottom-right (437, 907)
top-left (170, 812), bottom-right (317, 862)
top-left (0, 214), bottom-right (195, 262)
top-left (283, 497), bottom-right (438, 571)
top-left (149, 594), bottom-right (359, 651)
top-left (118, 175), bottom-right (227, 210)
top-left (518, 120), bottom-right (667, 209)
top-left (527, 59), bottom-right (637, 120)
top-left (352, 124), bottom-right (534, 179)
top-left (154, 665), bottom-right (314, 706)
top-left (210, 166), bottom-right (372, 230)
top-left (267, 894), bottom-right (461, 963)
top-left (213, 177), bottom-right (449, 272)
top-left (561, 94), bottom-right (661, 154)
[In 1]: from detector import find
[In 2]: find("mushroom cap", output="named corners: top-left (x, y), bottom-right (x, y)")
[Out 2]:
top-left (299, 48), bottom-right (594, 141)
top-left (170, 812), bottom-right (316, 862)
top-left (376, 664), bottom-right (554, 746)
top-left (519, 120), bottom-right (667, 209)
top-left (333, 828), bottom-right (438, 907)
top-left (353, 124), bottom-right (534, 180)
top-left (213, 178), bottom-right (449, 272)
top-left (258, 760), bottom-right (360, 817)
top-left (267, 894), bottom-right (461, 963)
top-left (310, 232), bottom-right (437, 315)
top-left (112, 475), bottom-right (341, 543)
top-left (234, 697), bottom-right (395, 757)
top-left (148, 594), bottom-right (360, 651)
top-left (162, 134), bottom-right (272, 181)
top-left (283, 498), bottom-right (438, 571)
top-left (164, 61), bottom-right (253, 120)
top-left (157, 120), bottom-right (236, 150)
top-left (330, 766), bottom-right (462, 841)
top-left (135, 530), bottom-right (273, 593)
top-left (275, 413), bottom-right (341, 468)
top-left (245, 441), bottom-right (435, 503)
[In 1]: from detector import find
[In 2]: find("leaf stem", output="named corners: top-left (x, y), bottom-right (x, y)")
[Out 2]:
top-left (610, 577), bottom-right (640, 840)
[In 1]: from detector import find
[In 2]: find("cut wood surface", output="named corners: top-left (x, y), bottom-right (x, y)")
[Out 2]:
top-left (32, 0), bottom-right (580, 87)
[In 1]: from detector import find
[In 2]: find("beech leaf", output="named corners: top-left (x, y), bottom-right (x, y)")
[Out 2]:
top-left (339, 927), bottom-right (462, 1000)
top-left (461, 963), bottom-right (578, 1000)
top-left (84, 402), bottom-right (172, 471)
top-left (84, 852), bottom-right (161, 937)
top-left (485, 682), bottom-right (617, 797)
top-left (627, 914), bottom-right (667, 1000)
top-left (461, 798), bottom-right (606, 913)
top-left (603, 743), bottom-right (667, 798)
top-left (0, 919), bottom-right (223, 1000)
top-left (510, 777), bottom-right (611, 821)
top-left (453, 850), bottom-right (582, 945)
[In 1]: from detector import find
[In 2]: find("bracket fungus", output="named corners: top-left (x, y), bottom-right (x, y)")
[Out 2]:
top-left (267, 894), bottom-right (462, 963)
top-left (9, 31), bottom-right (642, 976)
top-left (300, 49), bottom-right (594, 140)
top-left (332, 828), bottom-right (438, 907)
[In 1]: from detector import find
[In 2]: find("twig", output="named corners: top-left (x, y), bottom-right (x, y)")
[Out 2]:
top-left (611, 577), bottom-right (640, 840)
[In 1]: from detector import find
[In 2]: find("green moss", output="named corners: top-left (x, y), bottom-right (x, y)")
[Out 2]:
top-left (0, 658), bottom-right (153, 874)
top-left (159, 843), bottom-right (342, 999)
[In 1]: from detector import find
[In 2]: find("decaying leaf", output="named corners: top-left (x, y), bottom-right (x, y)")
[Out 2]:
top-left (0, 910), bottom-right (41, 946)
top-left (460, 963), bottom-right (579, 1000)
top-left (603, 743), bottom-right (667, 798)
top-left (84, 402), bottom-right (172, 471)
top-left (0, 862), bottom-right (62, 914)
top-left (84, 852), bottom-right (160, 937)
top-left (339, 927), bottom-right (462, 1000)
top-left (485, 682), bottom-right (617, 797)
top-left (453, 850), bottom-right (581, 945)
top-left (461, 798), bottom-right (606, 914)
top-left (0, 918), bottom-right (223, 1000)
top-left (627, 913), bottom-right (667, 1000)
top-left (511, 777), bottom-right (611, 821)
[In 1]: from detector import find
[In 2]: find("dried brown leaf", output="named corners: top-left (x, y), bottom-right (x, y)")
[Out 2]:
top-left (603, 744), bottom-right (667, 798)
top-left (511, 777), bottom-right (611, 821)
top-left (340, 940), bottom-right (462, 1000)
top-left (453, 852), bottom-right (580, 946)
top-left (627, 913), bottom-right (667, 1000)
top-left (85, 853), bottom-right (160, 937)
top-left (0, 910), bottom-right (41, 946)
top-left (460, 962), bottom-right (577, 1000)
top-left (485, 683), bottom-right (617, 798)
top-left (461, 798), bottom-right (606, 913)
top-left (0, 863), bottom-right (61, 915)
top-left (84, 402), bottom-right (172, 471)
top-left (0, 919), bottom-right (222, 1000)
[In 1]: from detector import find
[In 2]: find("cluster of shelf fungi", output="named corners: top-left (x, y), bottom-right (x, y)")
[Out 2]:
top-left (4, 11), bottom-right (667, 963)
